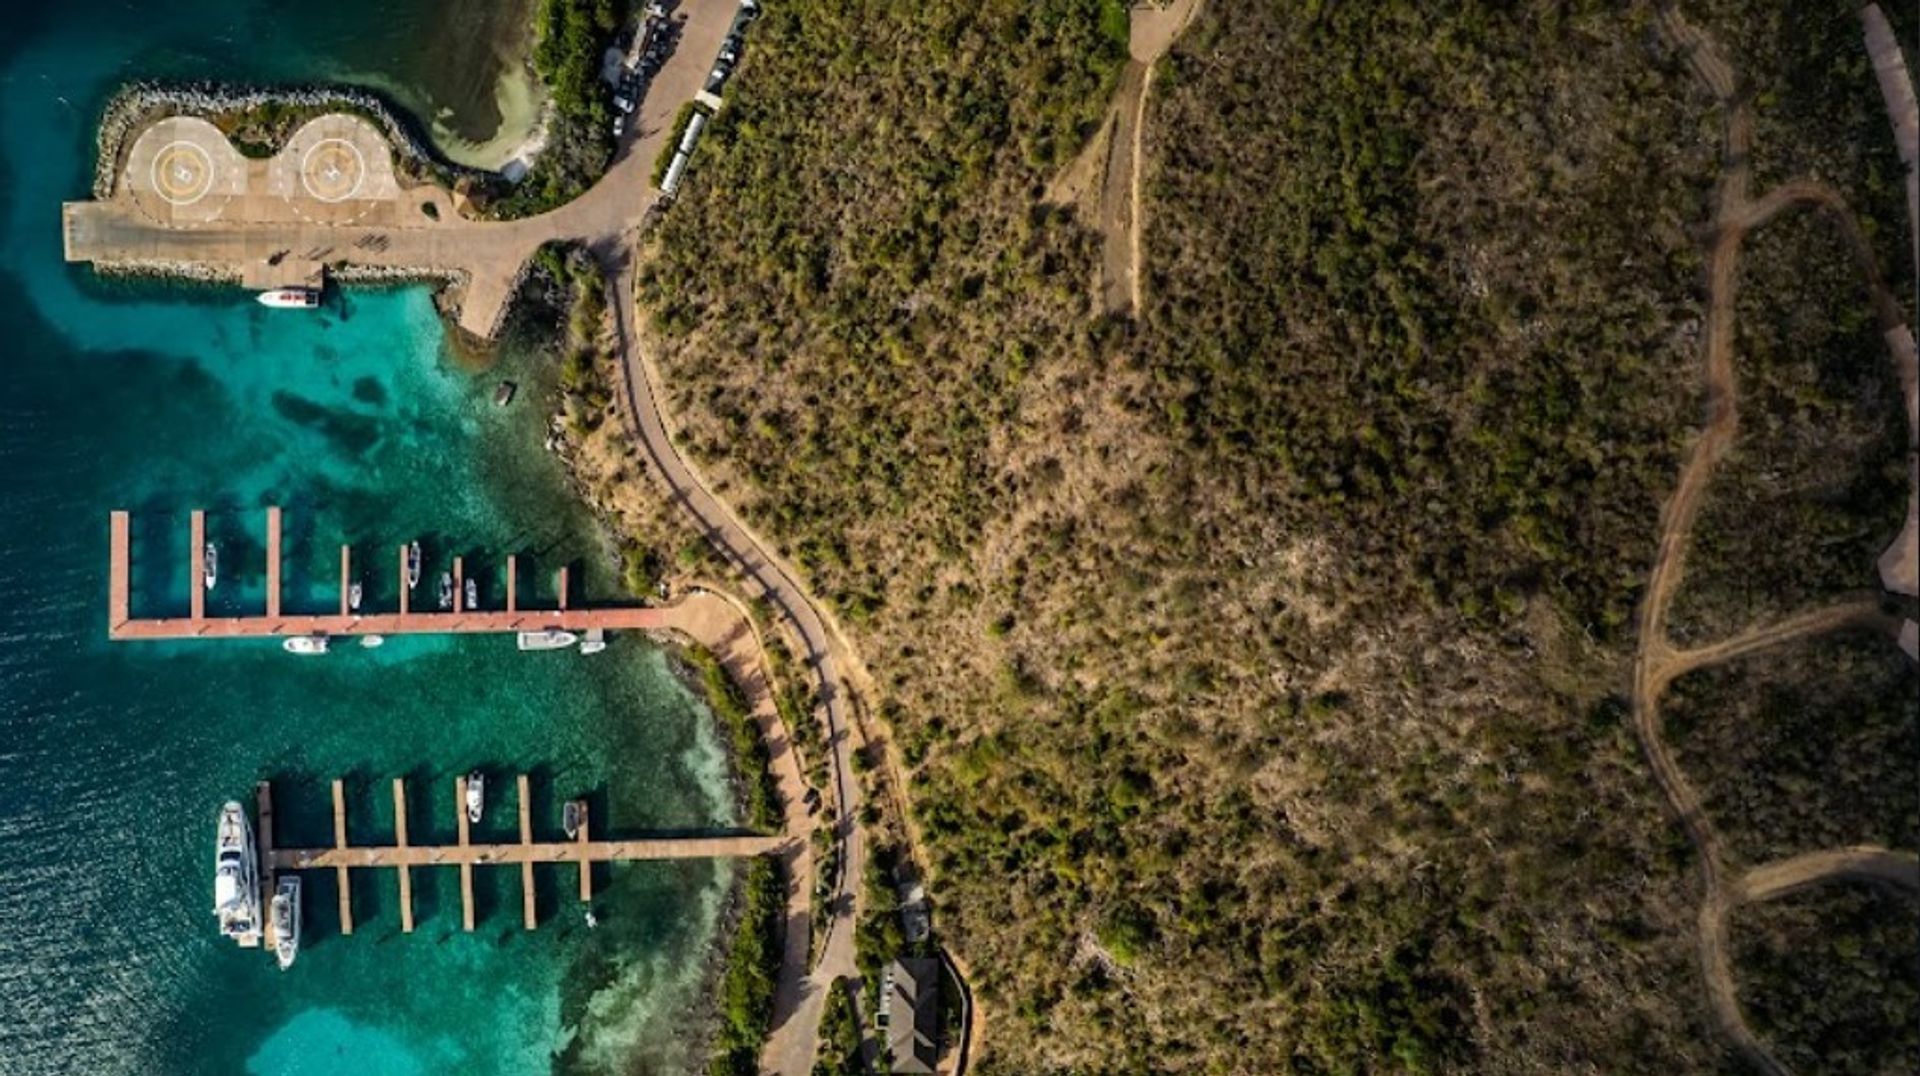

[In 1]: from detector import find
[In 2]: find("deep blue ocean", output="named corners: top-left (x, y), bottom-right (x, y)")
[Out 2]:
top-left (0, 4), bottom-right (734, 1073)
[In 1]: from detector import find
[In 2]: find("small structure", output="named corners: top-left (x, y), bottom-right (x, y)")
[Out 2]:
top-left (882, 957), bottom-right (941, 1074)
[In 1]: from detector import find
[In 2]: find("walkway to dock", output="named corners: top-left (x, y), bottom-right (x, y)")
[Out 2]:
top-left (109, 507), bottom-right (672, 640)
top-left (256, 778), bottom-right (783, 942)
top-left (59, 0), bottom-right (740, 337)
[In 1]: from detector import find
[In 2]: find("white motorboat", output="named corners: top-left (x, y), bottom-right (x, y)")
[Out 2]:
top-left (271, 876), bottom-right (301, 970)
top-left (212, 801), bottom-right (261, 946)
top-left (464, 577), bottom-right (478, 610)
top-left (283, 635), bottom-right (329, 656)
top-left (359, 635), bottom-right (385, 649)
top-left (406, 541), bottom-right (422, 590)
top-left (348, 580), bottom-right (363, 612)
top-left (517, 630), bottom-right (579, 651)
top-left (257, 287), bottom-right (321, 309)
top-left (204, 541), bottom-right (218, 591)
top-left (563, 799), bottom-right (586, 840)
top-left (466, 770), bottom-right (486, 824)
top-left (579, 629), bottom-right (607, 655)
top-left (437, 572), bottom-right (454, 611)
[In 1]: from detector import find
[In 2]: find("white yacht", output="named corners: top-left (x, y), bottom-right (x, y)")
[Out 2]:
top-left (517, 630), bottom-right (579, 652)
top-left (406, 541), bottom-right (422, 590)
top-left (466, 770), bottom-right (486, 825)
top-left (257, 287), bottom-right (321, 309)
top-left (464, 577), bottom-right (478, 610)
top-left (212, 801), bottom-right (261, 946)
top-left (437, 572), bottom-right (454, 611)
top-left (283, 635), bottom-right (329, 656)
top-left (204, 541), bottom-right (218, 591)
top-left (271, 877), bottom-right (301, 970)
top-left (348, 580), bottom-right (363, 613)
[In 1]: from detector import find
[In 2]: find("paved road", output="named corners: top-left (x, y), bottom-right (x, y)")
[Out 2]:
top-left (606, 253), bottom-right (865, 1076)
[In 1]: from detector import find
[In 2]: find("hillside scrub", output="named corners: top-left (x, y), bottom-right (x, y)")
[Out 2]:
top-left (1665, 630), bottom-right (1919, 866)
top-left (631, 0), bottom-right (1912, 1071)
top-left (1731, 884), bottom-right (1920, 1075)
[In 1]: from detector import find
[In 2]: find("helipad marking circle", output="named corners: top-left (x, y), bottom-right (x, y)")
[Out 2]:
top-left (150, 141), bottom-right (215, 206)
top-left (301, 138), bottom-right (367, 203)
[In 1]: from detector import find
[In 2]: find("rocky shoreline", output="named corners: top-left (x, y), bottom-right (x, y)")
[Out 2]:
top-left (91, 80), bottom-right (497, 199)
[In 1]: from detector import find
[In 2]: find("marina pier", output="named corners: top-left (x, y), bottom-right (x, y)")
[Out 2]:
top-left (256, 778), bottom-right (783, 945)
top-left (110, 508), bottom-right (669, 641)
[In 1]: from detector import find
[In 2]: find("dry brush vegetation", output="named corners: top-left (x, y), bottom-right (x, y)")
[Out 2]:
top-left (611, 0), bottom-right (1917, 1071)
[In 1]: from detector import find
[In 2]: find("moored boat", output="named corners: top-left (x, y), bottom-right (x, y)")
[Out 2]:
top-left (257, 287), bottom-right (320, 309)
top-left (283, 635), bottom-right (328, 656)
top-left (517, 630), bottom-right (579, 651)
top-left (466, 770), bottom-right (486, 824)
top-left (464, 577), bottom-right (478, 610)
top-left (359, 634), bottom-right (385, 649)
top-left (406, 541), bottom-right (422, 589)
top-left (213, 801), bottom-right (261, 946)
top-left (271, 877), bottom-right (301, 970)
top-left (348, 580), bottom-right (363, 612)
top-left (580, 628), bottom-right (607, 655)
top-left (204, 541), bottom-right (219, 591)
top-left (563, 799), bottom-right (586, 840)
top-left (437, 572), bottom-right (453, 610)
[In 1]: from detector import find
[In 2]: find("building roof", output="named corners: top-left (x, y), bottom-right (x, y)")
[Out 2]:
top-left (885, 957), bottom-right (941, 1074)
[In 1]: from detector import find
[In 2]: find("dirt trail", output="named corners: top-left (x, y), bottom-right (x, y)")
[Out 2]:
top-left (1629, 7), bottom-right (1920, 1073)
top-left (1047, 1), bottom-right (1205, 316)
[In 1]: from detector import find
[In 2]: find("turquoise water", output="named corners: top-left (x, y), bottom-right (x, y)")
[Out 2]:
top-left (0, 5), bottom-right (736, 1074)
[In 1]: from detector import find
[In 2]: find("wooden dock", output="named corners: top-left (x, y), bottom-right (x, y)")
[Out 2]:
top-left (109, 508), bottom-right (671, 641)
top-left (258, 777), bottom-right (782, 939)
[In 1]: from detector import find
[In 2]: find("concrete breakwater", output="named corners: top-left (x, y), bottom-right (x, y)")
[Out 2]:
top-left (91, 81), bottom-right (497, 200)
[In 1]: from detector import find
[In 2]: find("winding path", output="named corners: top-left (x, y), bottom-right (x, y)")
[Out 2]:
top-left (604, 249), bottom-right (866, 1076)
top-left (1630, 7), bottom-right (1920, 1073)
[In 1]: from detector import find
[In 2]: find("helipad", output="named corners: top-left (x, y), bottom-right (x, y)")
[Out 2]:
top-left (271, 114), bottom-right (398, 221)
top-left (122, 116), bottom-right (247, 224)
top-left (301, 138), bottom-right (366, 202)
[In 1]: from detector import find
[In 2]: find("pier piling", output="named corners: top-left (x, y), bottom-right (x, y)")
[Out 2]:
top-left (265, 507), bottom-right (282, 619)
top-left (189, 510), bottom-right (206, 620)
top-left (392, 779), bottom-right (414, 933)
top-left (456, 775), bottom-right (475, 933)
top-left (518, 775), bottom-right (535, 930)
top-left (332, 779), bottom-right (353, 935)
top-left (339, 545), bottom-right (352, 617)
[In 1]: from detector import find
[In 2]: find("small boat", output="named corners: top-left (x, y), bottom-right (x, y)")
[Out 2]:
top-left (437, 572), bottom-right (454, 610)
top-left (282, 635), bottom-right (328, 655)
top-left (406, 541), bottom-right (422, 590)
top-left (213, 801), bottom-right (261, 946)
top-left (584, 910), bottom-right (598, 929)
top-left (348, 580), bottom-right (363, 612)
top-left (579, 628), bottom-right (607, 656)
top-left (257, 287), bottom-right (321, 309)
top-left (359, 634), bottom-right (384, 649)
top-left (271, 877), bottom-right (301, 970)
top-left (563, 799), bottom-right (586, 840)
top-left (204, 541), bottom-right (219, 591)
top-left (493, 381), bottom-right (517, 407)
top-left (464, 577), bottom-right (478, 610)
top-left (466, 770), bottom-right (486, 824)
top-left (517, 630), bottom-right (579, 652)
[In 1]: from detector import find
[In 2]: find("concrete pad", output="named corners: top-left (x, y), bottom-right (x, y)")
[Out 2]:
top-left (123, 116), bottom-right (248, 225)
top-left (270, 115), bottom-right (399, 224)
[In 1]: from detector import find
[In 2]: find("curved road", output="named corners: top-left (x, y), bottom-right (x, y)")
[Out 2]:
top-left (605, 249), bottom-right (865, 1076)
